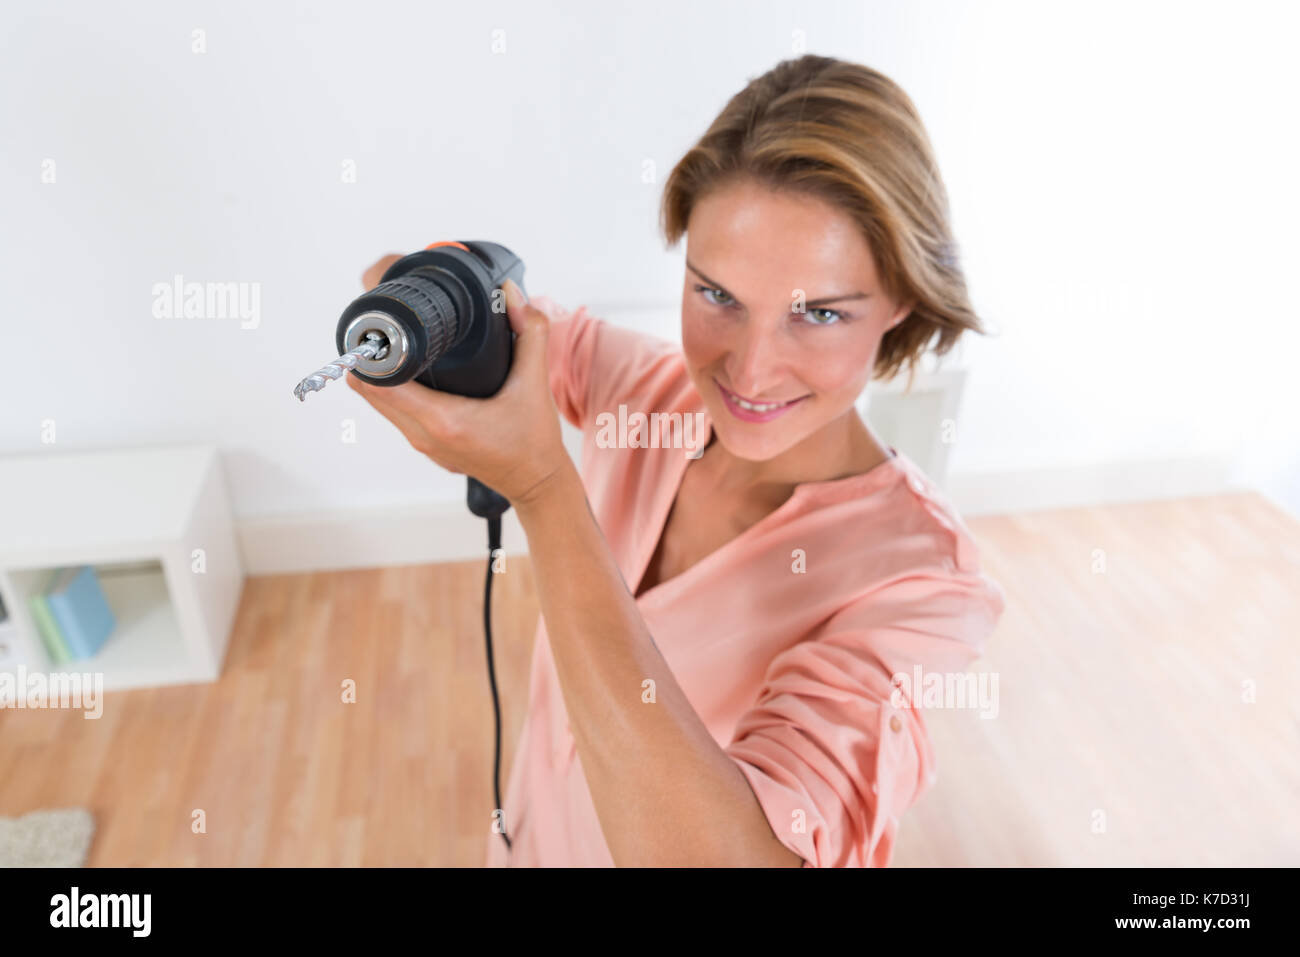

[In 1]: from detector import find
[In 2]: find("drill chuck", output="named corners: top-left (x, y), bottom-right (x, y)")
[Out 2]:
top-left (337, 267), bottom-right (471, 386)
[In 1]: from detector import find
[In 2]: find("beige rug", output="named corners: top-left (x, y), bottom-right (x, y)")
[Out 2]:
top-left (0, 809), bottom-right (95, 867)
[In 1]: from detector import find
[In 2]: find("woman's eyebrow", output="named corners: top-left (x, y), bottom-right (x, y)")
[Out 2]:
top-left (685, 260), bottom-right (872, 307)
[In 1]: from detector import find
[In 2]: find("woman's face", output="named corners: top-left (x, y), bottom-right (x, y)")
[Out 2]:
top-left (681, 177), bottom-right (913, 462)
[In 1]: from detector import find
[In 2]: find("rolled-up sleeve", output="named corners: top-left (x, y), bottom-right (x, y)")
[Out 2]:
top-left (724, 566), bottom-right (1005, 867)
top-left (531, 296), bottom-right (602, 430)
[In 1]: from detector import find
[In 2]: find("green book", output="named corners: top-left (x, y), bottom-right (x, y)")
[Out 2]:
top-left (28, 592), bottom-right (73, 665)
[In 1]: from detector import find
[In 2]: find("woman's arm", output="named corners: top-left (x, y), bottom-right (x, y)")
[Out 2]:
top-left (513, 461), bottom-right (805, 867)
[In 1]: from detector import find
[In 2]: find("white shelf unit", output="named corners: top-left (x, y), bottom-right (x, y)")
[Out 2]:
top-left (0, 445), bottom-right (244, 692)
top-left (860, 364), bottom-right (969, 491)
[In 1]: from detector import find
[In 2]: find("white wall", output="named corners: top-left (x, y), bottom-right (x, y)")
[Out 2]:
top-left (924, 0), bottom-right (1300, 517)
top-left (3, 0), bottom-right (1297, 543)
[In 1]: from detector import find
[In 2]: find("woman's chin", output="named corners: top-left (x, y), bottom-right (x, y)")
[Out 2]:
top-left (710, 417), bottom-right (804, 462)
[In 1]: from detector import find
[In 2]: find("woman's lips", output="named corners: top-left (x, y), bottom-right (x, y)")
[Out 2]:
top-left (714, 378), bottom-right (809, 423)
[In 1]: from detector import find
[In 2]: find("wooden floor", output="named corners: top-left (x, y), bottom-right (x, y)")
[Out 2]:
top-left (2, 491), bottom-right (1298, 866)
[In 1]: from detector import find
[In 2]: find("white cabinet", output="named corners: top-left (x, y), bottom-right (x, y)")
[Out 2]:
top-left (0, 446), bottom-right (244, 692)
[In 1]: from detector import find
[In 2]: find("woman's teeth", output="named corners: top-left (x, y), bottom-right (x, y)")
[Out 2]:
top-left (714, 378), bottom-right (806, 413)
top-left (732, 395), bottom-right (792, 412)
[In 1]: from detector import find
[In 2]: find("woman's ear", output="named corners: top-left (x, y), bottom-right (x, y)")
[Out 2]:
top-left (886, 299), bottom-right (915, 332)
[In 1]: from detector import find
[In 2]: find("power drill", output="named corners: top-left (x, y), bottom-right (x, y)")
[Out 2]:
top-left (292, 240), bottom-right (527, 853)
top-left (293, 240), bottom-right (525, 519)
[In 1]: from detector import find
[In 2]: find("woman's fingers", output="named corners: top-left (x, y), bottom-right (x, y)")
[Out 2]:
top-left (500, 279), bottom-right (551, 392)
top-left (347, 375), bottom-right (437, 459)
top-left (362, 253), bottom-right (404, 290)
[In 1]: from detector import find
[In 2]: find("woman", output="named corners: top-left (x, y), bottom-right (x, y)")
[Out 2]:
top-left (351, 54), bottom-right (1006, 867)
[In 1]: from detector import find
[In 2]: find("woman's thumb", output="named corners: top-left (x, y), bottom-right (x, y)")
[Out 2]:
top-left (502, 278), bottom-right (549, 355)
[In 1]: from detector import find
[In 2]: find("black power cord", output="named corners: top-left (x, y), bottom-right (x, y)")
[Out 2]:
top-left (483, 514), bottom-right (511, 853)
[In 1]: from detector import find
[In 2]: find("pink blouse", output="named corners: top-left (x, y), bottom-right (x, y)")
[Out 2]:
top-left (484, 297), bottom-right (1006, 867)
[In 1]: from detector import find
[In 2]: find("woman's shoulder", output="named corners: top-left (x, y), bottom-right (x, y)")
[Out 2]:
top-left (884, 451), bottom-right (989, 577)
top-left (803, 448), bottom-right (1004, 623)
top-left (881, 452), bottom-right (1006, 631)
top-left (535, 296), bottom-right (694, 425)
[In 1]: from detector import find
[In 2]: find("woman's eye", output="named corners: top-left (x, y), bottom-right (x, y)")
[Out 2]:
top-left (693, 284), bottom-right (846, 325)
top-left (801, 308), bottom-right (844, 326)
top-left (695, 284), bottom-right (735, 307)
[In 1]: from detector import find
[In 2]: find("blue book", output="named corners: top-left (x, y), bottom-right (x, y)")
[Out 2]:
top-left (45, 566), bottom-right (116, 660)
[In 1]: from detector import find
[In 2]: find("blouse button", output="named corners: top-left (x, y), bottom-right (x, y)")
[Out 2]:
top-left (889, 714), bottom-right (902, 733)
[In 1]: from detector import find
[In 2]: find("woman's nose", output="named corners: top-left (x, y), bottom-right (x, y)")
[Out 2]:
top-left (726, 322), bottom-right (785, 397)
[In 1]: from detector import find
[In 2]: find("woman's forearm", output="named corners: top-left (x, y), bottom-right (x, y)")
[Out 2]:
top-left (513, 459), bottom-right (803, 867)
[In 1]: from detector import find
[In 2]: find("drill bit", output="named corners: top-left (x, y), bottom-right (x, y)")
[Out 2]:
top-left (293, 333), bottom-right (389, 401)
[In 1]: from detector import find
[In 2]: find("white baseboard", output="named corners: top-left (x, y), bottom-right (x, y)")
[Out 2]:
top-left (237, 453), bottom-right (1239, 574)
top-left (238, 421), bottom-right (585, 575)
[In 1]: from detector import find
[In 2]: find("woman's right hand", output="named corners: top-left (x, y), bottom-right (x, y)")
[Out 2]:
top-left (362, 253), bottom-right (404, 290)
